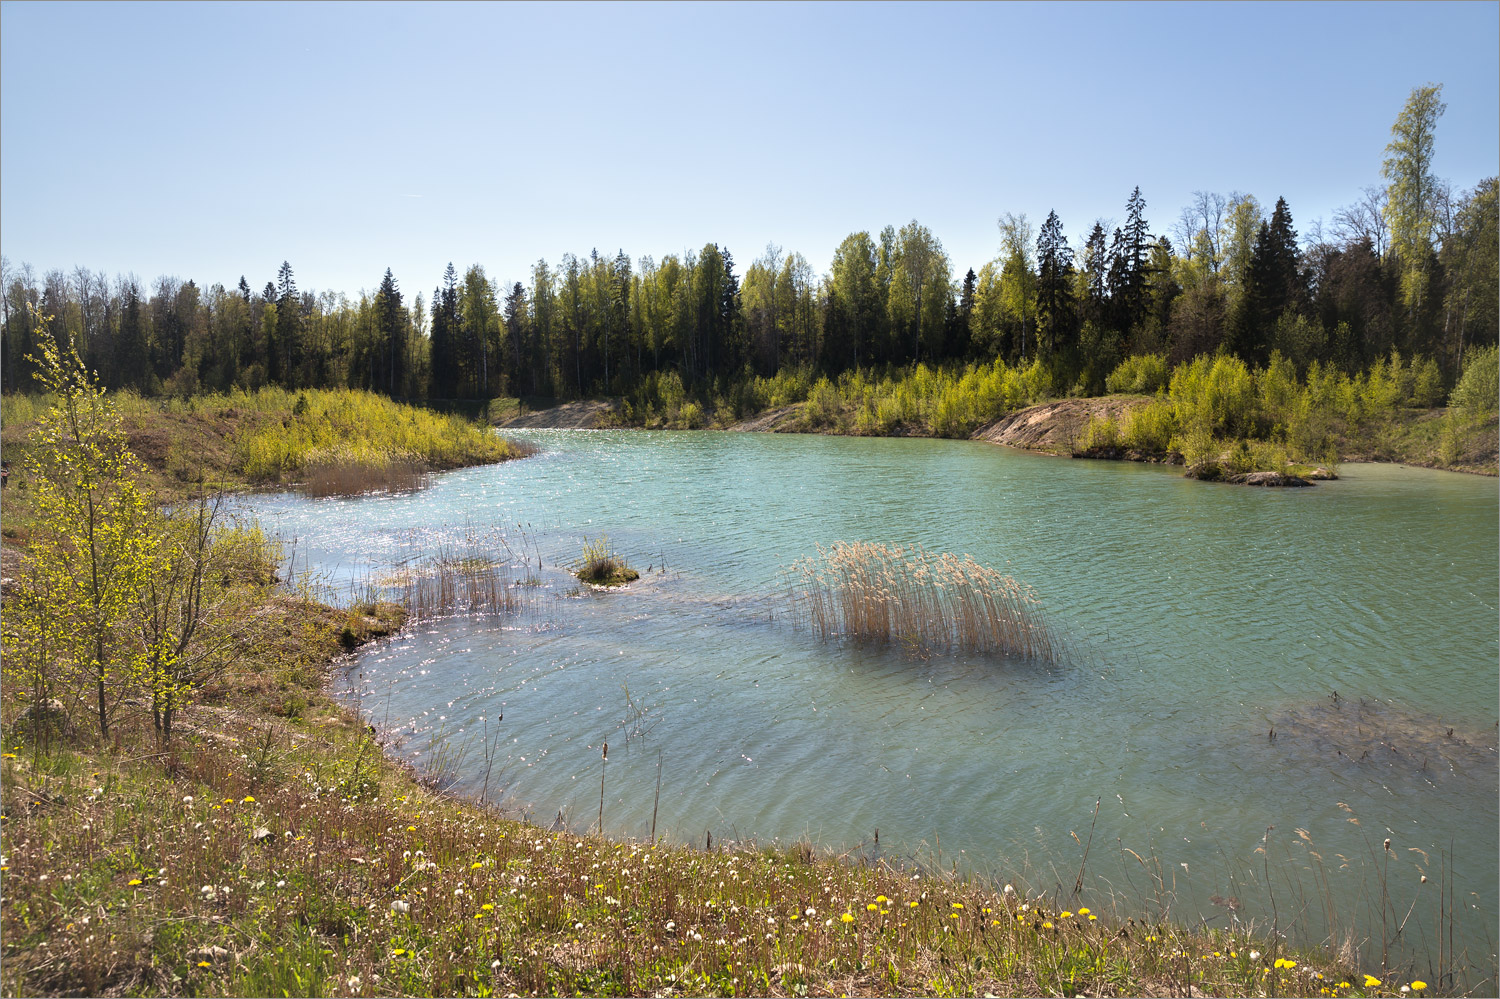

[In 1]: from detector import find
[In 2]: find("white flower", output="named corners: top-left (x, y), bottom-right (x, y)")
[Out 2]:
top-left (391, 900), bottom-right (410, 914)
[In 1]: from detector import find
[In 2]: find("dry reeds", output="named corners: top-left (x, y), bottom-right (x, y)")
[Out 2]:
top-left (367, 530), bottom-right (530, 622)
top-left (787, 541), bottom-right (1056, 661)
top-left (300, 455), bottom-right (430, 498)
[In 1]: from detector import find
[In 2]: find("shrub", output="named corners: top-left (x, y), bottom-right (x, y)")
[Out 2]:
top-left (1120, 400), bottom-right (1176, 453)
top-left (1450, 344), bottom-right (1498, 414)
top-left (1105, 353), bottom-right (1169, 395)
top-left (1077, 415), bottom-right (1120, 451)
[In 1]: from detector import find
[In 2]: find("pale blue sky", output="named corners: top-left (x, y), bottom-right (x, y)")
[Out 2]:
top-left (2, 1), bottom-right (1496, 300)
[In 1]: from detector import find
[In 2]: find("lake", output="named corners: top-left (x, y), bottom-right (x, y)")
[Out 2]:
top-left (238, 430), bottom-right (1499, 967)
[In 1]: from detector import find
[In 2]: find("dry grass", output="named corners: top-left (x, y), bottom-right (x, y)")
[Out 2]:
top-left (301, 456), bottom-right (431, 498)
top-left (0, 573), bottom-right (1476, 996)
top-left (359, 530), bottom-right (535, 623)
top-left (787, 541), bottom-right (1058, 661)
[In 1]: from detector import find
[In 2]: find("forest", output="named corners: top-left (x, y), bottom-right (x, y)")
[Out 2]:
top-left (2, 86), bottom-right (1494, 411)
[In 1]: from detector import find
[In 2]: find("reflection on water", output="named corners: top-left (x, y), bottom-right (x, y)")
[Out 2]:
top-left (238, 430), bottom-right (1499, 969)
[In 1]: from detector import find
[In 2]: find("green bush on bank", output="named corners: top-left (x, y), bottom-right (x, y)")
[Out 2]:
top-left (1450, 344), bottom-right (1499, 415)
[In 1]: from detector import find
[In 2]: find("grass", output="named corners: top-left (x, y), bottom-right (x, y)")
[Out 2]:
top-left (373, 529), bottom-right (535, 622)
top-left (0, 541), bottom-right (1481, 996)
top-left (787, 541), bottom-right (1057, 662)
top-left (0, 585), bottom-right (1460, 997)
top-left (574, 536), bottom-right (640, 588)
top-left (0, 386), bottom-right (533, 508)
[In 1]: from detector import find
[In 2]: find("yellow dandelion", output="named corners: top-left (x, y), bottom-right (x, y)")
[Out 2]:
top-left (481, 903), bottom-right (493, 911)
top-left (876, 895), bottom-right (889, 904)
top-left (197, 960), bottom-right (211, 968)
top-left (840, 912), bottom-right (854, 923)
top-left (1363, 975), bottom-right (1382, 988)
top-left (241, 796), bottom-right (255, 803)
top-left (1078, 906), bottom-right (1090, 915)
top-left (951, 902), bottom-right (963, 909)
top-left (128, 878), bottom-right (143, 886)
top-left (471, 862), bottom-right (483, 869)
top-left (393, 948), bottom-right (407, 957)
top-left (909, 900), bottom-right (919, 908)
top-left (866, 903), bottom-right (878, 911)
top-left (407, 825), bottom-right (416, 832)
top-left (1042, 920), bottom-right (1054, 929)
top-left (1059, 910), bottom-right (1073, 919)
top-left (1410, 982), bottom-right (1427, 992)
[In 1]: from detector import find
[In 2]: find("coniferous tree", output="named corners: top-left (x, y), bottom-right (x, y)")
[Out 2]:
top-left (1117, 187), bottom-right (1152, 330)
top-left (275, 261), bottom-right (299, 385)
top-left (503, 281), bottom-right (528, 394)
top-left (1035, 210), bottom-right (1076, 355)
top-left (375, 268), bottom-right (405, 396)
top-left (1232, 197), bottom-right (1305, 363)
top-left (953, 267), bottom-right (977, 358)
top-left (1080, 222), bottom-right (1108, 330)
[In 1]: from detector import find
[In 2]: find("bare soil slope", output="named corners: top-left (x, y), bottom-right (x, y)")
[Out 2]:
top-left (972, 396), bottom-right (1150, 454)
top-left (497, 400), bottom-right (618, 429)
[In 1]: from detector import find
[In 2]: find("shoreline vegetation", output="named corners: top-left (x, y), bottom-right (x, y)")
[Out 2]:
top-left (499, 347), bottom-right (1500, 482)
top-left (0, 342), bottom-right (1491, 997)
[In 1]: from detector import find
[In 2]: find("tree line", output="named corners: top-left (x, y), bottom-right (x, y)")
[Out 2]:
top-left (3, 85), bottom-right (1494, 404)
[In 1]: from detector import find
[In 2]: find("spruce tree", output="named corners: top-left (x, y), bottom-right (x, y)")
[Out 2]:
top-left (1035, 210), bottom-right (1075, 355)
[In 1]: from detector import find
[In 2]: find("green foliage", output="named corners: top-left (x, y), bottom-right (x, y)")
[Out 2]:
top-left (1450, 344), bottom-right (1498, 414)
top-left (9, 317), bottom-right (160, 737)
top-left (1077, 415), bottom-right (1120, 451)
top-left (575, 535), bottom-right (639, 587)
top-left (1104, 353), bottom-right (1169, 395)
top-left (1168, 355), bottom-right (1257, 437)
top-left (1120, 400), bottom-right (1177, 453)
top-left (234, 387), bottom-right (515, 483)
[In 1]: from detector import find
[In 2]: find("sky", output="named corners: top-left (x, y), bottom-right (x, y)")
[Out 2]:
top-left (2, 0), bottom-right (1497, 300)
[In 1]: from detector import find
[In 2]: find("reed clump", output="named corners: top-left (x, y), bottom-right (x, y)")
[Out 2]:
top-left (376, 532), bottom-right (529, 622)
top-left (788, 541), bottom-right (1057, 661)
top-left (300, 451), bottom-right (430, 498)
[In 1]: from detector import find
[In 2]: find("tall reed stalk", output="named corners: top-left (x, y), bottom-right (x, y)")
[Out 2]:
top-left (786, 541), bottom-right (1057, 661)
top-left (362, 528), bottom-right (532, 622)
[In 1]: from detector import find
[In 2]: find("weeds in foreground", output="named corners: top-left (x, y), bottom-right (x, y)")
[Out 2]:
top-left (787, 541), bottom-right (1057, 661)
top-left (0, 694), bottom-right (1457, 997)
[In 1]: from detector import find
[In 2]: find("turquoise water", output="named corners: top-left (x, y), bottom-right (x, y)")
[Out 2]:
top-left (239, 431), bottom-right (1499, 967)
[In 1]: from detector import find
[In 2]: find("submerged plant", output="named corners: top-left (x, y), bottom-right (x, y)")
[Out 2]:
top-left (786, 541), bottom-right (1056, 661)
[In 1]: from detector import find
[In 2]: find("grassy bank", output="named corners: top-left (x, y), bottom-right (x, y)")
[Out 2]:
top-left (601, 349), bottom-right (1499, 478)
top-left (2, 583), bottom-right (1453, 998)
top-left (1, 385), bottom-right (529, 509)
top-left (0, 349), bottom-right (1478, 997)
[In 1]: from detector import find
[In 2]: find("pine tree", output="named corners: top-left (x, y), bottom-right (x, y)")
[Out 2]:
top-left (1035, 210), bottom-right (1075, 355)
top-left (1117, 187), bottom-right (1152, 330)
top-left (275, 262), bottom-right (299, 385)
top-left (1083, 223), bottom-right (1109, 328)
top-left (376, 269), bottom-right (405, 396)
top-left (504, 281), bottom-right (528, 395)
top-left (1232, 196), bottom-right (1305, 363)
top-left (954, 267), bottom-right (977, 358)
